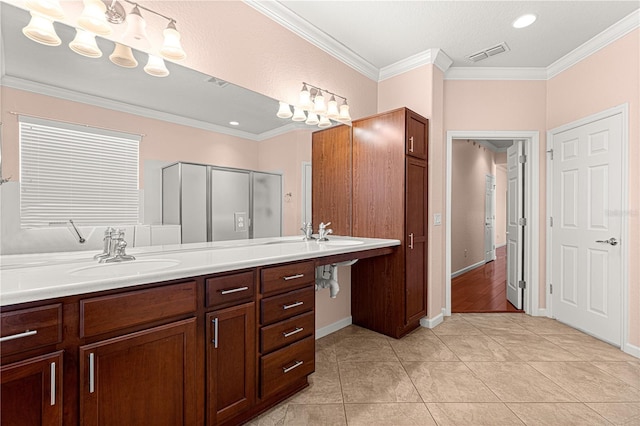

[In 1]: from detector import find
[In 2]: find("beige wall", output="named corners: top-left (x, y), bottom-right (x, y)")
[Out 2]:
top-left (546, 29), bottom-right (640, 347)
top-left (451, 139), bottom-right (495, 274)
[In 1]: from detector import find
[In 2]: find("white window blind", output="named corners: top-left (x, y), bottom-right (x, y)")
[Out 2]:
top-left (19, 116), bottom-right (140, 228)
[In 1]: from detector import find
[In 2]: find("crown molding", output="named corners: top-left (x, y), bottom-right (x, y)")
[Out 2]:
top-left (243, 0), bottom-right (379, 82)
top-left (445, 67), bottom-right (547, 80)
top-left (257, 122), bottom-right (310, 141)
top-left (379, 48), bottom-right (453, 81)
top-left (546, 9), bottom-right (640, 79)
top-left (0, 75), bottom-right (284, 142)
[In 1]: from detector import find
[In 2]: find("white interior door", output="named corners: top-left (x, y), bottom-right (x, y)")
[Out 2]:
top-left (485, 174), bottom-right (496, 262)
top-left (552, 114), bottom-right (622, 345)
top-left (506, 141), bottom-right (524, 309)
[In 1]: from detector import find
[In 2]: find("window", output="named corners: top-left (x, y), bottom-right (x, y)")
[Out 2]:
top-left (19, 116), bottom-right (140, 228)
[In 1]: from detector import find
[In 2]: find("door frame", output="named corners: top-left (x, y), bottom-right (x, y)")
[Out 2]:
top-left (546, 103), bottom-right (630, 354)
top-left (445, 131), bottom-right (540, 316)
top-left (484, 173), bottom-right (496, 263)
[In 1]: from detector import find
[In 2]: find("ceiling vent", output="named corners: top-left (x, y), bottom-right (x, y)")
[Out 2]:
top-left (466, 42), bottom-right (510, 63)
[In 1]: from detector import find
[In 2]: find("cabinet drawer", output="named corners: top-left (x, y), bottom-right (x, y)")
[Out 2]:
top-left (261, 261), bottom-right (315, 295)
top-left (80, 281), bottom-right (197, 338)
top-left (260, 336), bottom-right (315, 398)
top-left (261, 311), bottom-right (314, 354)
top-left (261, 286), bottom-right (314, 326)
top-left (0, 304), bottom-right (62, 356)
top-left (206, 271), bottom-right (255, 309)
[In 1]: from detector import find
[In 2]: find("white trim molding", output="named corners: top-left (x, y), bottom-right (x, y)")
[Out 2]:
top-left (315, 316), bottom-right (352, 339)
top-left (451, 259), bottom-right (485, 279)
top-left (420, 308), bottom-right (446, 329)
top-left (624, 343), bottom-right (640, 359)
top-left (379, 48), bottom-right (453, 81)
top-left (445, 67), bottom-right (547, 81)
top-left (446, 131), bottom-right (540, 317)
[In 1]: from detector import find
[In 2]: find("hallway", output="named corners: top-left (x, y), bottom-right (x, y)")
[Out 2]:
top-left (452, 246), bottom-right (522, 313)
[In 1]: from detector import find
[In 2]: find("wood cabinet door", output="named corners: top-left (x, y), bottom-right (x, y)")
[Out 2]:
top-left (1, 351), bottom-right (63, 426)
top-left (206, 303), bottom-right (256, 425)
top-left (405, 158), bottom-right (428, 324)
top-left (406, 110), bottom-right (428, 160)
top-left (79, 318), bottom-right (197, 426)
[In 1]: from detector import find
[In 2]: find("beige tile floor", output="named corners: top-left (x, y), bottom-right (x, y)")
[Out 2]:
top-left (245, 313), bottom-right (640, 426)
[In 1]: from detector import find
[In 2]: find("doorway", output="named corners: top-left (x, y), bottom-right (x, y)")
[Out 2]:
top-left (445, 131), bottom-right (540, 317)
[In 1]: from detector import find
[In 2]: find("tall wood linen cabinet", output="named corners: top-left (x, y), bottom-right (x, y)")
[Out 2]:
top-left (312, 107), bottom-right (428, 338)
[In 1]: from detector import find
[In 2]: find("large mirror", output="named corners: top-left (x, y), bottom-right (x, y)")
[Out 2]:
top-left (0, 3), bottom-right (316, 254)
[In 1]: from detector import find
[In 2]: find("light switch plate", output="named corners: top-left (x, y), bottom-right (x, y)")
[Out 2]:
top-left (434, 213), bottom-right (442, 226)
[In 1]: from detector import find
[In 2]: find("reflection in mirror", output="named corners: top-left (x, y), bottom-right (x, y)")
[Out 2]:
top-left (0, 3), bottom-right (314, 255)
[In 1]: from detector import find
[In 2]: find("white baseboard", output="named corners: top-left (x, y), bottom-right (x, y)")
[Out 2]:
top-left (451, 260), bottom-right (485, 278)
top-left (536, 308), bottom-right (549, 318)
top-left (496, 243), bottom-right (507, 249)
top-left (315, 316), bottom-right (352, 339)
top-left (623, 342), bottom-right (640, 359)
top-left (420, 308), bottom-right (446, 329)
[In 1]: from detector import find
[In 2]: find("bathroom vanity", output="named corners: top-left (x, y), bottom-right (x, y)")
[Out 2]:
top-left (0, 236), bottom-right (398, 425)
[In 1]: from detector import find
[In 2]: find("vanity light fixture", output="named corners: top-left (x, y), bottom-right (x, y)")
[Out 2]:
top-left (277, 82), bottom-right (351, 129)
top-left (20, 0), bottom-right (186, 77)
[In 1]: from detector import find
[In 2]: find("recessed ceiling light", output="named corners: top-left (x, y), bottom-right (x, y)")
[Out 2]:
top-left (229, 121), bottom-right (239, 126)
top-left (513, 14), bottom-right (537, 29)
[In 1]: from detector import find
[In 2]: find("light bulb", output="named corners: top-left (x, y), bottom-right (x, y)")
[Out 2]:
top-left (78, 0), bottom-right (112, 36)
top-left (318, 115), bottom-right (332, 128)
top-left (25, 0), bottom-right (64, 19)
top-left (338, 102), bottom-right (351, 122)
top-left (326, 95), bottom-right (339, 119)
top-left (144, 54), bottom-right (169, 77)
top-left (69, 28), bottom-right (102, 58)
top-left (313, 90), bottom-right (326, 114)
top-left (299, 84), bottom-right (312, 110)
top-left (277, 102), bottom-right (293, 119)
top-left (122, 5), bottom-right (150, 51)
top-left (22, 12), bottom-right (61, 46)
top-left (109, 43), bottom-right (138, 68)
top-left (305, 112), bottom-right (319, 126)
top-left (160, 20), bottom-right (186, 61)
top-left (292, 106), bottom-right (307, 122)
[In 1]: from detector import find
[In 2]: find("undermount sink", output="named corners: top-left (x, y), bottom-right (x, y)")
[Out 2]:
top-left (69, 259), bottom-right (180, 278)
top-left (319, 240), bottom-right (364, 246)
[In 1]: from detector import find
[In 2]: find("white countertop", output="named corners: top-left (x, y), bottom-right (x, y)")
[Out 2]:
top-left (0, 236), bottom-right (399, 306)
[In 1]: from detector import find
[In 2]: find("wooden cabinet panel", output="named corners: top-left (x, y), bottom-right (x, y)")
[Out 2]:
top-left (206, 270), bottom-right (255, 309)
top-left (80, 281), bottom-right (197, 337)
top-left (406, 110), bottom-right (428, 159)
top-left (312, 124), bottom-right (352, 236)
top-left (1, 351), bottom-right (63, 426)
top-left (406, 158), bottom-right (428, 323)
top-left (0, 304), bottom-right (62, 356)
top-left (260, 311), bottom-right (314, 354)
top-left (260, 261), bottom-right (315, 295)
top-left (79, 318), bottom-right (197, 426)
top-left (261, 286), bottom-right (314, 325)
top-left (260, 336), bottom-right (315, 398)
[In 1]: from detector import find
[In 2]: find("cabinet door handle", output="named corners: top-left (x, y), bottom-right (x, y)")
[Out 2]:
top-left (283, 273), bottom-right (304, 281)
top-left (283, 301), bottom-right (303, 310)
top-left (409, 233), bottom-right (414, 249)
top-left (89, 353), bottom-right (95, 394)
top-left (0, 329), bottom-right (37, 342)
top-left (220, 286), bottom-right (249, 295)
top-left (50, 361), bottom-right (56, 406)
top-left (409, 136), bottom-right (414, 152)
top-left (212, 318), bottom-right (219, 349)
top-left (282, 327), bottom-right (304, 338)
top-left (282, 360), bottom-right (303, 373)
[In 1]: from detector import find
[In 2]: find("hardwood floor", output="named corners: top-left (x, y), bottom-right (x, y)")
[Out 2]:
top-left (452, 246), bottom-right (523, 313)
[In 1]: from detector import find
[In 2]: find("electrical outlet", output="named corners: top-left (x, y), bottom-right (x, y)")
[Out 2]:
top-left (464, 249), bottom-right (468, 258)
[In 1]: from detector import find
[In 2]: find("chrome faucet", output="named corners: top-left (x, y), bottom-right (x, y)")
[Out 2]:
top-left (301, 222), bottom-right (315, 241)
top-left (97, 228), bottom-right (135, 263)
top-left (318, 222), bottom-right (333, 242)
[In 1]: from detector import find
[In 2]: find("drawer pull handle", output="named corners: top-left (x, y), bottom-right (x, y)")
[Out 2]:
top-left (50, 361), bottom-right (56, 406)
top-left (283, 301), bottom-right (303, 310)
top-left (0, 329), bottom-right (37, 342)
top-left (212, 318), bottom-right (219, 349)
top-left (283, 360), bottom-right (303, 373)
top-left (409, 136), bottom-right (414, 152)
top-left (282, 327), bottom-right (304, 338)
top-left (89, 353), bottom-right (95, 394)
top-left (220, 286), bottom-right (249, 295)
top-left (283, 273), bottom-right (304, 281)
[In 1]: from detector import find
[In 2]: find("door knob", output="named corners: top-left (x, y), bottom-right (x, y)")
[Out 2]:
top-left (596, 237), bottom-right (618, 246)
